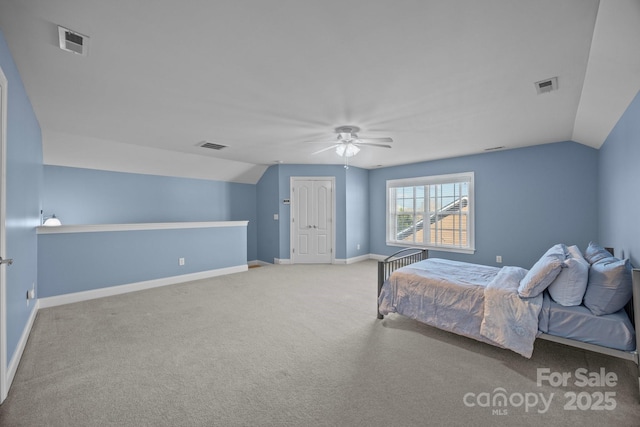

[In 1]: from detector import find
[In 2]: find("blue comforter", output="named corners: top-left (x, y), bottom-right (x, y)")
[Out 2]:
top-left (480, 266), bottom-right (542, 357)
top-left (378, 258), bottom-right (542, 358)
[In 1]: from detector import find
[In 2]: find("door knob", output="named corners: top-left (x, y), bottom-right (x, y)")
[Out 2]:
top-left (0, 257), bottom-right (13, 266)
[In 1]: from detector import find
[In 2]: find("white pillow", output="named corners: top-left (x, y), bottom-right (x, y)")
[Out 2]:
top-left (547, 245), bottom-right (589, 306)
top-left (518, 244), bottom-right (565, 298)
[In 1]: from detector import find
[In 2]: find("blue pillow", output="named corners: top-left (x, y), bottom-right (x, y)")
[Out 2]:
top-left (518, 244), bottom-right (566, 298)
top-left (547, 245), bottom-right (589, 306)
top-left (583, 257), bottom-right (632, 316)
top-left (584, 242), bottom-right (613, 265)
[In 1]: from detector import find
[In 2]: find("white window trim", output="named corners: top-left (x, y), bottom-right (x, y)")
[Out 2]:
top-left (386, 172), bottom-right (475, 254)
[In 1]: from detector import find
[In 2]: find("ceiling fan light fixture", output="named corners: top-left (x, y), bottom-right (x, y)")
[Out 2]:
top-left (336, 142), bottom-right (360, 157)
top-left (338, 132), bottom-right (354, 142)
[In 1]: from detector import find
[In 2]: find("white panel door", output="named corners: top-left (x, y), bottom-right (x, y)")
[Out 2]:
top-left (292, 178), bottom-right (333, 264)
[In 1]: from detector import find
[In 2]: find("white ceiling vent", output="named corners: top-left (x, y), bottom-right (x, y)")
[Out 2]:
top-left (534, 77), bottom-right (558, 95)
top-left (198, 141), bottom-right (227, 150)
top-left (58, 26), bottom-right (89, 56)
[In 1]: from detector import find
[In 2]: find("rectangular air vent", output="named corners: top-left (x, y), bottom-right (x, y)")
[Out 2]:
top-left (534, 77), bottom-right (558, 95)
top-left (198, 141), bottom-right (227, 150)
top-left (58, 26), bottom-right (89, 56)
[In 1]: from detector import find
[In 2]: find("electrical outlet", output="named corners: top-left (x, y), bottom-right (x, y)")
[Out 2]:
top-left (179, 258), bottom-right (185, 266)
top-left (357, 244), bottom-right (360, 250)
top-left (496, 255), bottom-right (502, 263)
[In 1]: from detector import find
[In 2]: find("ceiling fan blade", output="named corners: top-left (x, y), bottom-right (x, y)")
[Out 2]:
top-left (353, 142), bottom-right (392, 149)
top-left (311, 144), bottom-right (340, 155)
top-left (356, 137), bottom-right (393, 144)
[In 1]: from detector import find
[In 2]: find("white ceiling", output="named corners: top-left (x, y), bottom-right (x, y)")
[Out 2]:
top-left (1, 0), bottom-right (639, 184)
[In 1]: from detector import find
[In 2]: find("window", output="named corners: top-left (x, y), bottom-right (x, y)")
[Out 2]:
top-left (386, 172), bottom-right (474, 253)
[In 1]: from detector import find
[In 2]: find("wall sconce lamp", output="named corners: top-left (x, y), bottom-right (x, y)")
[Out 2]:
top-left (43, 214), bottom-right (62, 227)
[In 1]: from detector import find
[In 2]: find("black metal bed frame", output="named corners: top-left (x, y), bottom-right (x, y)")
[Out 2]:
top-left (377, 248), bottom-right (428, 319)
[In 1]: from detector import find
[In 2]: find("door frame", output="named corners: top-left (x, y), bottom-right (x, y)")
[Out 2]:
top-left (0, 64), bottom-right (8, 402)
top-left (290, 176), bottom-right (336, 264)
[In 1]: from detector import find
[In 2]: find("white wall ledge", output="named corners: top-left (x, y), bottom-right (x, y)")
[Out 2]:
top-left (36, 221), bottom-right (249, 234)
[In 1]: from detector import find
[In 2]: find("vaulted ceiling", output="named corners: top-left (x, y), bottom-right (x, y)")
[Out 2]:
top-left (1, 0), bottom-right (639, 184)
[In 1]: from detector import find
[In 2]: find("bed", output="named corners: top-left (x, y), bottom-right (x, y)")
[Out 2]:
top-left (377, 244), bottom-right (640, 395)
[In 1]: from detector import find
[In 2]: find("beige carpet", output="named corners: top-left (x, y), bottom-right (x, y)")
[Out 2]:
top-left (1, 261), bottom-right (639, 426)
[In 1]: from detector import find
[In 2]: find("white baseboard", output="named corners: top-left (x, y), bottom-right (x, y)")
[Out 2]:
top-left (38, 265), bottom-right (248, 309)
top-left (7, 300), bottom-right (39, 391)
top-left (276, 255), bottom-right (379, 265)
top-left (334, 254), bottom-right (372, 265)
top-left (250, 260), bottom-right (272, 266)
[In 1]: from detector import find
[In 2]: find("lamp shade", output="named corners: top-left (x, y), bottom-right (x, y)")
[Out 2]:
top-left (43, 215), bottom-right (62, 226)
top-left (335, 143), bottom-right (360, 158)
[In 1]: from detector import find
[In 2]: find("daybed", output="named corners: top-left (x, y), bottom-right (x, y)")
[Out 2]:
top-left (377, 243), bottom-right (640, 394)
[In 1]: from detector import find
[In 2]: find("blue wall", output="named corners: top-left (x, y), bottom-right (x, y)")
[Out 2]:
top-left (39, 123), bottom-right (636, 272)
top-left (1, 30), bottom-right (42, 365)
top-left (38, 226), bottom-right (247, 297)
top-left (256, 165), bottom-right (280, 263)
top-left (275, 164), bottom-right (349, 260)
top-left (369, 141), bottom-right (600, 268)
top-left (345, 167), bottom-right (370, 259)
top-left (37, 122), bottom-right (632, 275)
top-left (598, 90), bottom-right (640, 267)
top-left (43, 166), bottom-right (258, 261)
top-left (255, 164), bottom-right (370, 263)
top-left (44, 163), bottom-right (370, 265)
top-left (257, 164), bottom-right (370, 263)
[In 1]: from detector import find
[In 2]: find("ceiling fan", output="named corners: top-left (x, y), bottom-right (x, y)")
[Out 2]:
top-left (307, 126), bottom-right (393, 165)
